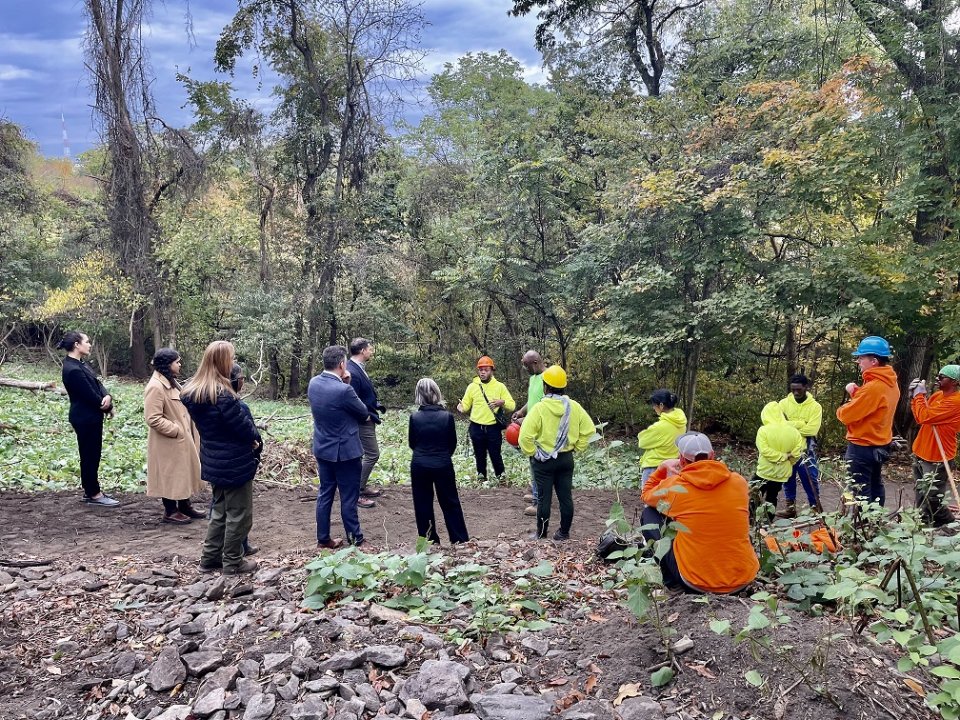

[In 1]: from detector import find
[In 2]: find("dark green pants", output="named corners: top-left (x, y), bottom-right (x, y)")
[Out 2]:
top-left (531, 452), bottom-right (575, 537)
top-left (201, 482), bottom-right (253, 571)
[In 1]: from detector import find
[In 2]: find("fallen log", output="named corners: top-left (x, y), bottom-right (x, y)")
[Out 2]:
top-left (0, 377), bottom-right (65, 394)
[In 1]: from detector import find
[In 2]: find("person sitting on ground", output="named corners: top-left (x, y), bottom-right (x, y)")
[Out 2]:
top-left (777, 374), bottom-right (823, 518)
top-left (518, 365), bottom-right (595, 541)
top-left (753, 401), bottom-right (805, 522)
top-left (909, 365), bottom-right (960, 526)
top-left (641, 432), bottom-right (759, 594)
top-left (637, 389), bottom-right (687, 489)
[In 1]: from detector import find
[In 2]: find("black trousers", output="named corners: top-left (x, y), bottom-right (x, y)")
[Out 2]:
top-left (410, 461), bottom-right (469, 544)
top-left (531, 452), bottom-right (575, 537)
top-left (71, 418), bottom-right (103, 498)
top-left (468, 422), bottom-right (505, 478)
top-left (639, 506), bottom-right (697, 593)
top-left (846, 443), bottom-right (887, 506)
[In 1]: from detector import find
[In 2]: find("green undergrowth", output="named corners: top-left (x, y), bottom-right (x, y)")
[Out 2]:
top-left (605, 491), bottom-right (960, 717)
top-left (302, 539), bottom-right (561, 640)
top-left (0, 375), bottom-right (642, 493)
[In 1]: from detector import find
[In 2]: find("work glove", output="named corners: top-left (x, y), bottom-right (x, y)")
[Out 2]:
top-left (912, 380), bottom-right (927, 398)
top-left (845, 382), bottom-right (859, 397)
top-left (908, 378), bottom-right (922, 392)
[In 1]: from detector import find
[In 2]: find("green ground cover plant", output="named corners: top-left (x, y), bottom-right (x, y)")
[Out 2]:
top-left (0, 376), bottom-right (641, 493)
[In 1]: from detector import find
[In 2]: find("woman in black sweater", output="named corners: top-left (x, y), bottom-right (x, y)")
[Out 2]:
top-left (408, 378), bottom-right (468, 544)
top-left (58, 331), bottom-right (119, 507)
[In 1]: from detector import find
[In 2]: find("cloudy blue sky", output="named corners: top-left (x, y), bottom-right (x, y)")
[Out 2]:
top-left (0, 0), bottom-right (544, 158)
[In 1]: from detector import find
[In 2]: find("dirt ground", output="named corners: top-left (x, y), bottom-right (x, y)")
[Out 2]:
top-left (0, 483), bottom-right (652, 562)
top-left (0, 471), bottom-right (937, 720)
top-left (0, 467), bottom-right (921, 563)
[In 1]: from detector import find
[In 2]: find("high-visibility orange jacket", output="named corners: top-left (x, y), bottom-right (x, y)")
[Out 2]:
top-left (911, 390), bottom-right (960, 463)
top-left (836, 365), bottom-right (900, 447)
top-left (642, 460), bottom-right (759, 594)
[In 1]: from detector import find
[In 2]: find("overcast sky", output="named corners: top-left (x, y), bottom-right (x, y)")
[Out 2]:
top-left (0, 0), bottom-right (544, 158)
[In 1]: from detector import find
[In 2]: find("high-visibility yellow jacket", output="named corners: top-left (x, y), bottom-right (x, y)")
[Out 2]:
top-left (778, 393), bottom-right (822, 438)
top-left (519, 395), bottom-right (595, 457)
top-left (755, 402), bottom-right (805, 483)
top-left (459, 377), bottom-right (516, 425)
top-left (637, 407), bottom-right (687, 469)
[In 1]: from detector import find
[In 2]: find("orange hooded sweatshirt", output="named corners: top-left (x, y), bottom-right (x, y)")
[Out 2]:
top-left (911, 391), bottom-right (960, 463)
top-left (642, 460), bottom-right (759, 594)
top-left (836, 365), bottom-right (900, 447)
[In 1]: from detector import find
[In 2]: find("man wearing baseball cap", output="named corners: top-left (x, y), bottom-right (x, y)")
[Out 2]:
top-left (640, 432), bottom-right (758, 594)
top-left (837, 336), bottom-right (900, 505)
top-left (910, 365), bottom-right (960, 526)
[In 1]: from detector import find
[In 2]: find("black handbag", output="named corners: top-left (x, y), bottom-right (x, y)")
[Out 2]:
top-left (478, 384), bottom-right (511, 430)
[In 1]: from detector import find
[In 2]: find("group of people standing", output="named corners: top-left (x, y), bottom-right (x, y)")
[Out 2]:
top-left (56, 329), bottom-right (960, 589)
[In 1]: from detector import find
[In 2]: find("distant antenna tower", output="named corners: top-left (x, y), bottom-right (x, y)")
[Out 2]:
top-left (61, 109), bottom-right (71, 159)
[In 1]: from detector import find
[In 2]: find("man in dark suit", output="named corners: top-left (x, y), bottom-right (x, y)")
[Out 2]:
top-left (347, 338), bottom-right (384, 507)
top-left (308, 345), bottom-right (371, 548)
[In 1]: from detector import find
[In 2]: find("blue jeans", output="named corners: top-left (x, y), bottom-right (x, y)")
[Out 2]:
top-left (315, 457), bottom-right (364, 545)
top-left (845, 442), bottom-right (887, 506)
top-left (784, 439), bottom-right (820, 506)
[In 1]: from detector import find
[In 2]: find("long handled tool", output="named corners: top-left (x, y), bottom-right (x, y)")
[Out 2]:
top-left (920, 389), bottom-right (960, 509)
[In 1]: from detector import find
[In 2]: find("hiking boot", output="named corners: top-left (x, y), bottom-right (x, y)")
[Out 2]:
top-left (523, 493), bottom-right (534, 502)
top-left (222, 559), bottom-right (258, 575)
top-left (197, 562), bottom-right (222, 574)
top-left (317, 538), bottom-right (344, 550)
top-left (775, 501), bottom-right (797, 519)
top-left (528, 532), bottom-right (547, 541)
top-left (553, 529), bottom-right (570, 542)
top-left (524, 505), bottom-right (537, 516)
top-left (358, 497), bottom-right (376, 509)
top-left (178, 502), bottom-right (207, 520)
top-left (242, 543), bottom-right (259, 556)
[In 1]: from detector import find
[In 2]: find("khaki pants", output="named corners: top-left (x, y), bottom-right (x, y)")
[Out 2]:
top-left (201, 482), bottom-right (253, 571)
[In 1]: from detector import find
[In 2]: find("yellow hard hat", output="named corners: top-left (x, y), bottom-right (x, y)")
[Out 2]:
top-left (542, 364), bottom-right (567, 388)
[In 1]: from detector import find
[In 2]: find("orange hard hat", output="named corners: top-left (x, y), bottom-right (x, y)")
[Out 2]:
top-left (476, 355), bottom-right (495, 369)
top-left (505, 422), bottom-right (522, 447)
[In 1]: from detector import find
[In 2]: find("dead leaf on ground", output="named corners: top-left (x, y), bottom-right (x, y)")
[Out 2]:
top-left (667, 612), bottom-right (680, 623)
top-left (686, 662), bottom-right (717, 679)
top-left (555, 690), bottom-right (586, 711)
top-left (904, 678), bottom-right (925, 697)
top-left (613, 682), bottom-right (642, 707)
top-left (587, 613), bottom-right (607, 622)
top-left (547, 677), bottom-right (569, 686)
top-left (584, 674), bottom-right (599, 694)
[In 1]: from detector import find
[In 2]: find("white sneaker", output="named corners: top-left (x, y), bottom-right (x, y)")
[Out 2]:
top-left (85, 494), bottom-right (120, 507)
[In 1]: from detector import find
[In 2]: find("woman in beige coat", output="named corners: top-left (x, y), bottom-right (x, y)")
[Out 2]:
top-left (145, 348), bottom-right (204, 524)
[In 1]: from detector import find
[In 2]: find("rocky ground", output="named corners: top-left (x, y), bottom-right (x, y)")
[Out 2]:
top-left (0, 478), bottom-right (941, 720)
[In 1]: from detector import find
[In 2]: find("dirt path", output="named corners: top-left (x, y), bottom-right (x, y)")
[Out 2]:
top-left (0, 483), bottom-right (655, 563)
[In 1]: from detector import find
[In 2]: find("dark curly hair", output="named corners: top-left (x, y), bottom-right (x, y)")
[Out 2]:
top-left (151, 348), bottom-right (181, 384)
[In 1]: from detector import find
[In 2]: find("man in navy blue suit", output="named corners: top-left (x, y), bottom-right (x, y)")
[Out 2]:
top-left (348, 338), bottom-right (384, 508)
top-left (308, 345), bottom-right (371, 548)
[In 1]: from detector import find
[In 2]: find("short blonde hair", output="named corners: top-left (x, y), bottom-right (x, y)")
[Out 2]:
top-left (414, 378), bottom-right (445, 407)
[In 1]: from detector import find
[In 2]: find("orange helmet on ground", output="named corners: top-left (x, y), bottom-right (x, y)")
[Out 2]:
top-left (476, 355), bottom-right (495, 369)
top-left (505, 422), bottom-right (522, 447)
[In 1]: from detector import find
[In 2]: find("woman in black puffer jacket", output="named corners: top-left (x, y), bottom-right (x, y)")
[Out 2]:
top-left (182, 340), bottom-right (261, 575)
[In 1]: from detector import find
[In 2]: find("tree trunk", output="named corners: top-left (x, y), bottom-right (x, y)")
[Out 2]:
top-left (785, 318), bottom-right (798, 380)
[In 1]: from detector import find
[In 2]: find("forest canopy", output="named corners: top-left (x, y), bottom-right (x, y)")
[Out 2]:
top-left (3, 0), bottom-right (960, 444)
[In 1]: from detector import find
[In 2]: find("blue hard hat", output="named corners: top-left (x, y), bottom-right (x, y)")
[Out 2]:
top-left (852, 336), bottom-right (892, 358)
